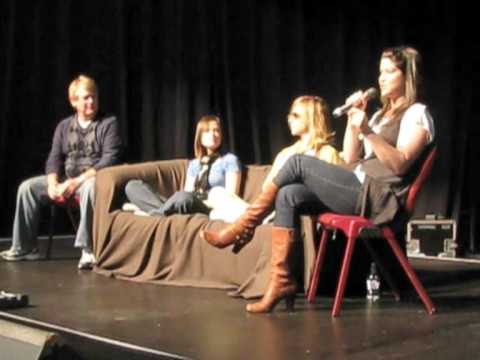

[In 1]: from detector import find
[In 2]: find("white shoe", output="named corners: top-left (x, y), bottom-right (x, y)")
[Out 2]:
top-left (122, 203), bottom-right (149, 216)
top-left (134, 209), bottom-right (150, 216)
top-left (122, 203), bottom-right (141, 212)
top-left (1, 248), bottom-right (41, 261)
top-left (78, 249), bottom-right (96, 270)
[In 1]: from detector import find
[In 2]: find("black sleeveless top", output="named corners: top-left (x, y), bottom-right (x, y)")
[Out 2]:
top-left (353, 109), bottom-right (434, 227)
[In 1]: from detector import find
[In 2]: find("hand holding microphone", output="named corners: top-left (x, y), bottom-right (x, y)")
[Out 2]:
top-left (332, 87), bottom-right (379, 118)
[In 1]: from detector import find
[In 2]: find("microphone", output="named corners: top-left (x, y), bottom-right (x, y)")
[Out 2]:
top-left (332, 88), bottom-right (379, 118)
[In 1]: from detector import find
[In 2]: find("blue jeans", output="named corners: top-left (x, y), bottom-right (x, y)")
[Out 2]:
top-left (11, 175), bottom-right (95, 251)
top-left (273, 155), bottom-right (362, 228)
top-left (125, 180), bottom-right (210, 216)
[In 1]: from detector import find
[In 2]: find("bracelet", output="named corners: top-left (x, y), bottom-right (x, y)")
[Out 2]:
top-left (358, 129), bottom-right (373, 141)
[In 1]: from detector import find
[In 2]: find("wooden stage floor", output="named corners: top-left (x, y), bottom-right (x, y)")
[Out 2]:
top-left (1, 237), bottom-right (480, 359)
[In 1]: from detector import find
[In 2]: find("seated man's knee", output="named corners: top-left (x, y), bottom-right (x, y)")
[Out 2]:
top-left (82, 178), bottom-right (96, 202)
top-left (17, 177), bottom-right (43, 197)
top-left (18, 178), bottom-right (34, 194)
top-left (83, 178), bottom-right (95, 192)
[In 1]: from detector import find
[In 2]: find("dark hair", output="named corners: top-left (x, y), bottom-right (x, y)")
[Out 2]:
top-left (193, 115), bottom-right (222, 159)
top-left (380, 46), bottom-right (422, 119)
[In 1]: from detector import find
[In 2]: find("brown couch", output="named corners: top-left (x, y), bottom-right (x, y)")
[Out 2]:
top-left (92, 159), bottom-right (319, 298)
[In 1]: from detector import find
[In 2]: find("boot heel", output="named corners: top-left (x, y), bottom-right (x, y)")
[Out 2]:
top-left (285, 295), bottom-right (296, 312)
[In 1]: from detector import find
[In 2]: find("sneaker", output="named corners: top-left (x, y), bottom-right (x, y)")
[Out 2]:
top-left (134, 209), bottom-right (150, 216)
top-left (122, 202), bottom-right (141, 212)
top-left (1, 248), bottom-right (41, 261)
top-left (122, 203), bottom-right (149, 216)
top-left (78, 248), bottom-right (96, 270)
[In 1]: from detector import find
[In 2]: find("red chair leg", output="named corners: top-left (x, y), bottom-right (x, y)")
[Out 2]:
top-left (307, 229), bottom-right (330, 303)
top-left (382, 227), bottom-right (436, 315)
top-left (332, 235), bottom-right (357, 317)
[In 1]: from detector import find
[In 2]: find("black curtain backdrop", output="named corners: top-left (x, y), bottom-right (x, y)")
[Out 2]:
top-left (0, 1), bottom-right (476, 251)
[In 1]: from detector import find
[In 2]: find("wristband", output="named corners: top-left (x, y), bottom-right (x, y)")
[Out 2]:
top-left (358, 128), bottom-right (373, 141)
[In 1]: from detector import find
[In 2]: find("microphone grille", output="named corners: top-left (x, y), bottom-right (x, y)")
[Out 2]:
top-left (365, 87), bottom-right (379, 100)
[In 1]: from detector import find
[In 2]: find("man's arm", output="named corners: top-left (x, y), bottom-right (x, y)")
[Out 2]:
top-left (45, 118), bottom-right (69, 177)
top-left (46, 173), bottom-right (60, 200)
top-left (92, 116), bottom-right (123, 170)
top-left (45, 118), bottom-right (69, 200)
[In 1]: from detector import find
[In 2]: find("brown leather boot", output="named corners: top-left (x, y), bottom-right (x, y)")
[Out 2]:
top-left (201, 182), bottom-right (278, 253)
top-left (246, 226), bottom-right (297, 313)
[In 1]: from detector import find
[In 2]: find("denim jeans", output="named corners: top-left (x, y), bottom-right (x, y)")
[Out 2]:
top-left (11, 175), bottom-right (95, 251)
top-left (272, 154), bottom-right (362, 228)
top-left (125, 180), bottom-right (210, 216)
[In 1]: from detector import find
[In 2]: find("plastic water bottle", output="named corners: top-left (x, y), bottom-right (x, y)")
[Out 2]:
top-left (366, 262), bottom-right (381, 302)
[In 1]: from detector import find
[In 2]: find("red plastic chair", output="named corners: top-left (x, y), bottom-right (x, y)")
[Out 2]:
top-left (46, 195), bottom-right (80, 259)
top-left (307, 147), bottom-right (437, 316)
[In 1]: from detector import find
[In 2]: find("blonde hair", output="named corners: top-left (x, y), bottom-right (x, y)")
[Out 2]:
top-left (68, 75), bottom-right (97, 108)
top-left (193, 115), bottom-right (223, 159)
top-left (379, 46), bottom-right (422, 120)
top-left (290, 95), bottom-right (335, 151)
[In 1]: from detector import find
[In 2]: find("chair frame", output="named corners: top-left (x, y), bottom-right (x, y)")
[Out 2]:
top-left (46, 196), bottom-right (80, 259)
top-left (307, 147), bottom-right (437, 316)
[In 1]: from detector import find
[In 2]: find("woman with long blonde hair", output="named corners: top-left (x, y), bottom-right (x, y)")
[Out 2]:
top-left (207, 95), bottom-right (343, 223)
